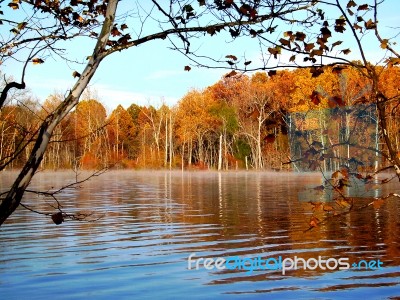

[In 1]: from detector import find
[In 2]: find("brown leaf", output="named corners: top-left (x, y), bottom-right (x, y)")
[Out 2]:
top-left (184, 65), bottom-right (191, 71)
top-left (51, 212), bottom-right (64, 225)
top-left (120, 24), bottom-right (128, 30)
top-left (8, 3), bottom-right (19, 9)
top-left (244, 61), bottom-right (252, 66)
top-left (304, 43), bottom-right (315, 52)
top-left (295, 31), bottom-right (306, 41)
top-left (341, 48), bottom-right (351, 55)
top-left (32, 58), bottom-right (44, 64)
top-left (380, 39), bottom-right (389, 49)
top-left (365, 19), bottom-right (377, 30)
top-left (289, 55), bottom-right (296, 62)
top-left (347, 0), bottom-right (357, 8)
top-left (111, 26), bottom-right (121, 37)
top-left (225, 70), bottom-right (237, 78)
top-left (225, 54), bottom-right (238, 61)
top-left (358, 4), bottom-right (369, 10)
top-left (72, 71), bottom-right (81, 78)
top-left (268, 70), bottom-right (277, 77)
top-left (279, 38), bottom-right (291, 47)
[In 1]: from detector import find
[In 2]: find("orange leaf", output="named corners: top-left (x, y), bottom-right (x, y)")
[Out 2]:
top-left (32, 58), bottom-right (44, 64)
top-left (8, 3), bottom-right (19, 9)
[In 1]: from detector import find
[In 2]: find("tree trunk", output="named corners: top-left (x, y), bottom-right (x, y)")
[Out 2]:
top-left (0, 0), bottom-right (118, 225)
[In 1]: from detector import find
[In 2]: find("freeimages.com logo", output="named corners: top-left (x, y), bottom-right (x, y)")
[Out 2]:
top-left (187, 253), bottom-right (383, 275)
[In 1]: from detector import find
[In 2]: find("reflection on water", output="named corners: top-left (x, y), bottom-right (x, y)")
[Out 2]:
top-left (0, 171), bottom-right (399, 299)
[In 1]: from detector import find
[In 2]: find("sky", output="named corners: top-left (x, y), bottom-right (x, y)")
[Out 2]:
top-left (1, 0), bottom-right (400, 114)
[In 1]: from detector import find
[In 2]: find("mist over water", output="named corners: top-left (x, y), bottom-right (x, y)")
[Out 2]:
top-left (1, 171), bottom-right (399, 299)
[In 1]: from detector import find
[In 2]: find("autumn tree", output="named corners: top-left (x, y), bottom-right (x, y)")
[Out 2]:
top-left (107, 104), bottom-right (136, 164)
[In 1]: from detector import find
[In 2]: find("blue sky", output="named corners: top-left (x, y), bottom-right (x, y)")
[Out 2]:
top-left (1, 1), bottom-right (400, 113)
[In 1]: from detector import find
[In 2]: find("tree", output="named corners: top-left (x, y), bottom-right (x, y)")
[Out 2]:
top-left (107, 104), bottom-right (136, 163)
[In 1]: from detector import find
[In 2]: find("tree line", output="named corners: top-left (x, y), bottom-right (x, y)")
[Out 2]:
top-left (2, 65), bottom-right (399, 171)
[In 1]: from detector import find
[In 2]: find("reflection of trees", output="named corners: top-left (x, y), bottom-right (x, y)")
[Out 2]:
top-left (121, 171), bottom-right (400, 279)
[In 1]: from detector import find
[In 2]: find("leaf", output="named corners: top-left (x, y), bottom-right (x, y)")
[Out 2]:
top-left (120, 24), bottom-right (128, 30)
top-left (341, 48), bottom-right (351, 55)
top-left (183, 4), bottom-right (194, 12)
top-left (295, 31), bottom-right (306, 41)
top-left (244, 61), bottom-right (252, 66)
top-left (304, 43), bottom-right (315, 52)
top-left (284, 31), bottom-right (293, 37)
top-left (17, 22), bottom-right (27, 30)
top-left (364, 19), bottom-right (377, 30)
top-left (347, 0), bottom-right (357, 8)
top-left (8, 3), bottom-right (19, 9)
top-left (184, 65), bottom-right (191, 71)
top-left (51, 212), bottom-right (64, 225)
top-left (72, 71), bottom-right (81, 78)
top-left (10, 28), bottom-right (19, 35)
top-left (225, 54), bottom-right (237, 61)
top-left (267, 46), bottom-right (281, 59)
top-left (197, 0), bottom-right (205, 6)
top-left (331, 40), bottom-right (343, 50)
top-left (111, 26), bottom-right (121, 37)
top-left (279, 38), bottom-right (291, 47)
top-left (310, 49), bottom-right (323, 57)
top-left (118, 34), bottom-right (131, 45)
top-left (320, 27), bottom-right (331, 39)
top-left (289, 55), bottom-right (296, 62)
top-left (32, 58), bottom-right (44, 64)
top-left (225, 70), bottom-right (237, 78)
top-left (380, 39), bottom-right (389, 49)
top-left (357, 4), bottom-right (369, 10)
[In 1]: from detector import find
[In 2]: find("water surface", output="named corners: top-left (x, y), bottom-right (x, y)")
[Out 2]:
top-left (0, 171), bottom-right (399, 299)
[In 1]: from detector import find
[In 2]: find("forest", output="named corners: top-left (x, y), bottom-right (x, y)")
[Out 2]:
top-left (2, 65), bottom-right (399, 171)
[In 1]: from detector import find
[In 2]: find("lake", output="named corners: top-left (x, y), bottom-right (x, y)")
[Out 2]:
top-left (0, 171), bottom-right (399, 299)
